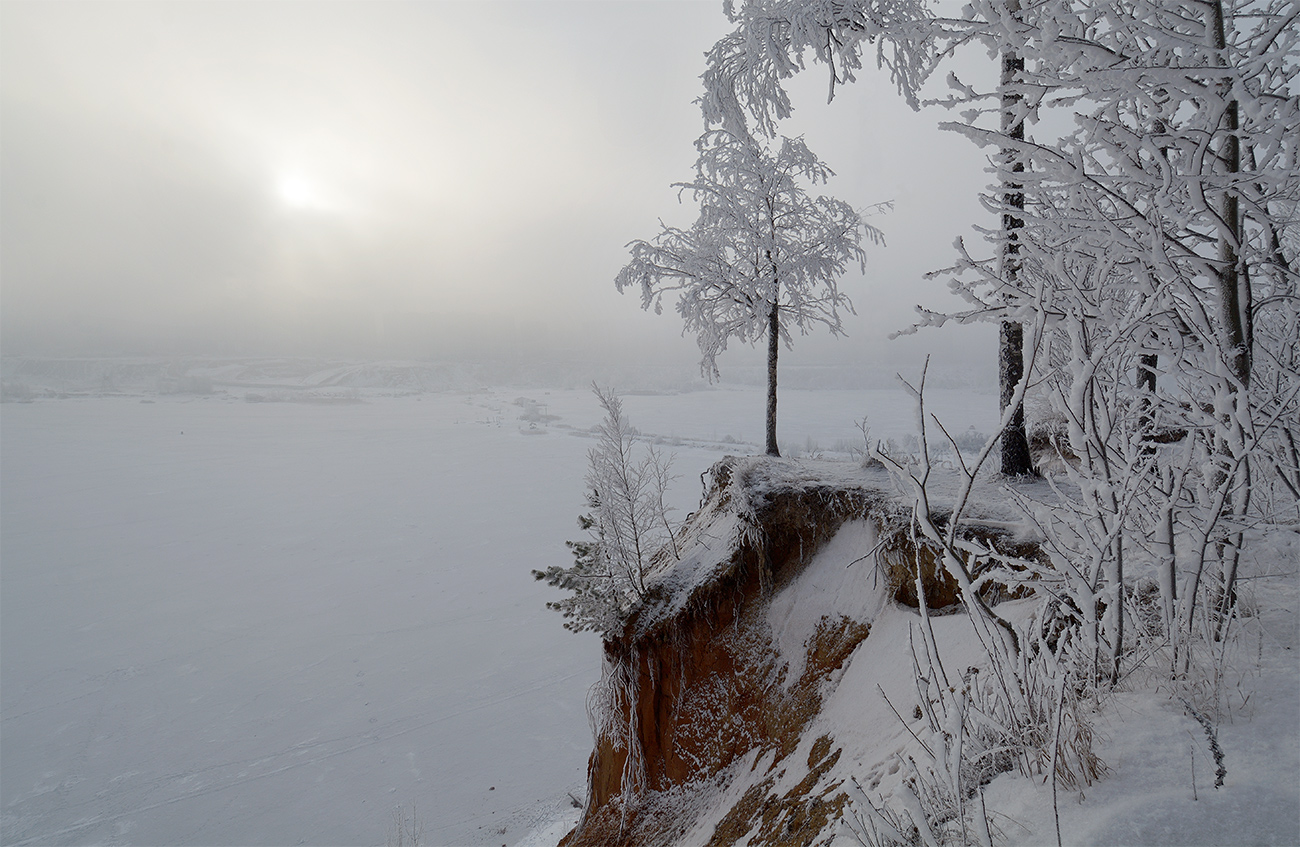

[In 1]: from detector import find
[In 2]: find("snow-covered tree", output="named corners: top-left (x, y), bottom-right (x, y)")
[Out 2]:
top-left (992, 0), bottom-right (1036, 477)
top-left (923, 0), bottom-right (1300, 657)
top-left (705, 0), bottom-right (1297, 639)
top-left (533, 386), bottom-right (677, 634)
top-left (617, 130), bottom-right (878, 456)
top-left (699, 0), bottom-right (936, 138)
top-left (701, 0), bottom-right (1043, 475)
top-left (686, 0), bottom-right (1298, 833)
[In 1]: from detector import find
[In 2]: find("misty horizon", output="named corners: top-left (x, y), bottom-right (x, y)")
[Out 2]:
top-left (2, 0), bottom-right (1001, 384)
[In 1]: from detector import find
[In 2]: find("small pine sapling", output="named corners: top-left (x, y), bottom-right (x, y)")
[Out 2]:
top-left (533, 385), bottom-right (677, 634)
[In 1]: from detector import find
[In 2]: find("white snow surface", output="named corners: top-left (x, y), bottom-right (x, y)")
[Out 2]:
top-left (4, 361), bottom-right (1294, 847)
top-left (1, 364), bottom-right (996, 847)
top-left (766, 520), bottom-right (885, 685)
top-left (978, 526), bottom-right (1300, 847)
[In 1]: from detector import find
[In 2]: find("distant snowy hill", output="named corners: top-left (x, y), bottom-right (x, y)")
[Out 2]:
top-left (1, 356), bottom-right (989, 404)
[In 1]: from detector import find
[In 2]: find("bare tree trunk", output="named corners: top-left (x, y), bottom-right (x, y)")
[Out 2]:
top-left (1111, 534), bottom-right (1124, 684)
top-left (1211, 0), bottom-right (1250, 390)
top-left (1208, 0), bottom-right (1250, 638)
top-left (1000, 322), bottom-right (1033, 475)
top-left (1138, 350), bottom-right (1159, 453)
top-left (999, 0), bottom-right (1034, 477)
top-left (1157, 467), bottom-right (1179, 672)
top-left (766, 301), bottom-right (780, 457)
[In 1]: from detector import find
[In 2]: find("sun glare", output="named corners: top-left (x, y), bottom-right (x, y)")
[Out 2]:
top-left (276, 173), bottom-right (323, 209)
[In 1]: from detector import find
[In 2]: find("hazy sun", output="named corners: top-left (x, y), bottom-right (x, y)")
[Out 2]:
top-left (276, 173), bottom-right (324, 209)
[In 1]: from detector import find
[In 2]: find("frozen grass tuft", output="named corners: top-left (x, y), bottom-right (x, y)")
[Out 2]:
top-left (386, 803), bottom-right (424, 847)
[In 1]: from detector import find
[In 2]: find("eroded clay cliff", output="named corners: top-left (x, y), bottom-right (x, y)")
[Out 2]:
top-left (561, 456), bottom-right (969, 847)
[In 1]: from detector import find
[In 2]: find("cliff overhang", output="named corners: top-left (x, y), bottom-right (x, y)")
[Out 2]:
top-left (562, 456), bottom-right (1030, 846)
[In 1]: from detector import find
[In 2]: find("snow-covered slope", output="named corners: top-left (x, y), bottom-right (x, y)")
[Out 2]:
top-left (558, 457), bottom-right (1300, 847)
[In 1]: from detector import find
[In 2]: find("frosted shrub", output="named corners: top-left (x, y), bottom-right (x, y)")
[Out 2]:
top-left (385, 803), bottom-right (424, 847)
top-left (533, 386), bottom-right (678, 635)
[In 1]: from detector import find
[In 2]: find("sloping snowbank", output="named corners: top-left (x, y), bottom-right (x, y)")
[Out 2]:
top-left (551, 457), bottom-right (1299, 847)
top-left (980, 528), bottom-right (1300, 846)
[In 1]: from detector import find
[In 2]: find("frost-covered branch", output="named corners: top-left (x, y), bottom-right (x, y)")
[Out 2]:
top-left (617, 130), bottom-right (879, 455)
top-left (534, 386), bottom-right (677, 635)
top-left (701, 0), bottom-right (937, 138)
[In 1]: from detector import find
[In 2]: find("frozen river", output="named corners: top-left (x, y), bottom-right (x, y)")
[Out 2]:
top-left (1, 383), bottom-right (997, 845)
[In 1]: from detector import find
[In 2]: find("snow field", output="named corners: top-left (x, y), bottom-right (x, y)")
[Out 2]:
top-left (2, 385), bottom-right (987, 845)
top-left (2, 394), bottom-right (603, 845)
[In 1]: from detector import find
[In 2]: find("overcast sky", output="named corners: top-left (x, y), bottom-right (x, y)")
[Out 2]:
top-left (1, 0), bottom-right (997, 378)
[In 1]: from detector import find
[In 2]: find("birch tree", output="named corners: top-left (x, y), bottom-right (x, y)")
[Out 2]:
top-left (925, 0), bottom-right (1300, 654)
top-left (617, 130), bottom-right (877, 456)
top-left (700, 0), bottom-right (1299, 674)
top-left (701, 0), bottom-right (1044, 474)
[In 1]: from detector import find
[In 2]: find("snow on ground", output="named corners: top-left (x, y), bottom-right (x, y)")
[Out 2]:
top-left (1, 370), bottom-right (996, 846)
top-left (980, 528), bottom-right (1300, 847)
top-left (664, 521), bottom-right (1298, 847)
